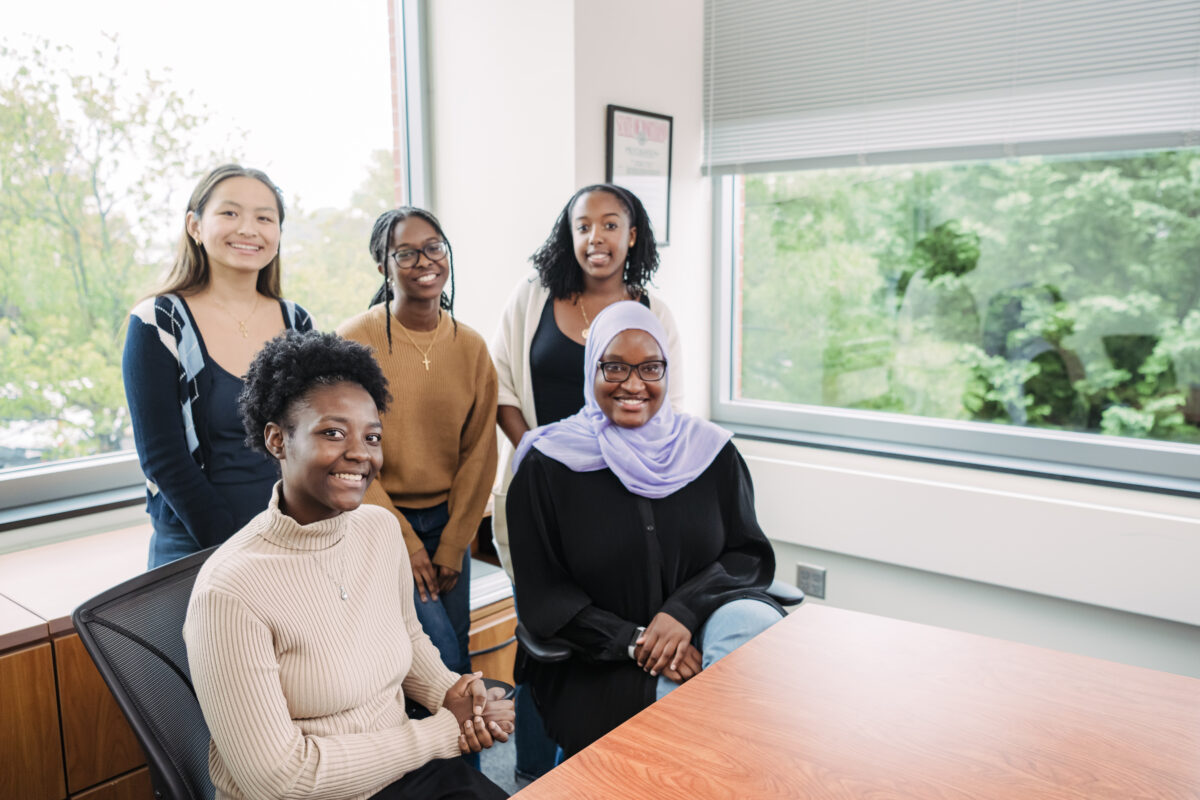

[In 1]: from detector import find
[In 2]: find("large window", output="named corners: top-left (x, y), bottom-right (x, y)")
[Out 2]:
top-left (1, 2), bottom-right (423, 521)
top-left (706, 0), bottom-right (1200, 490)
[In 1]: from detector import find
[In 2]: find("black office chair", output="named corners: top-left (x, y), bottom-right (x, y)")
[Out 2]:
top-left (516, 579), bottom-right (805, 662)
top-left (73, 547), bottom-right (217, 800)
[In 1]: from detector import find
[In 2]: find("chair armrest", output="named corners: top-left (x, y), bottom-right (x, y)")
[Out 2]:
top-left (515, 621), bottom-right (572, 663)
top-left (481, 677), bottom-right (515, 700)
top-left (767, 579), bottom-right (805, 607)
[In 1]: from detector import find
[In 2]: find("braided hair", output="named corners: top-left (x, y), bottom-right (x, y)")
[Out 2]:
top-left (367, 206), bottom-right (457, 352)
top-left (529, 184), bottom-right (660, 300)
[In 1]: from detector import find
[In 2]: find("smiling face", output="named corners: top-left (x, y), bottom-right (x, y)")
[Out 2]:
top-left (377, 214), bottom-right (449, 303)
top-left (571, 190), bottom-right (637, 285)
top-left (593, 329), bottom-right (666, 428)
top-left (187, 176), bottom-right (281, 279)
top-left (267, 381), bottom-right (383, 526)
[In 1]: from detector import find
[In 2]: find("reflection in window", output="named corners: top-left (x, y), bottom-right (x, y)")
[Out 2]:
top-left (735, 150), bottom-right (1200, 445)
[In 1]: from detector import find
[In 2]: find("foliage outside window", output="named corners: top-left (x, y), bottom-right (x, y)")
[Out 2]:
top-left (735, 149), bottom-right (1200, 448)
top-left (0, 36), bottom-right (393, 473)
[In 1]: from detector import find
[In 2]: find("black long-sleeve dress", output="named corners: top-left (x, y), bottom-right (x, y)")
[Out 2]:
top-left (506, 440), bottom-right (779, 755)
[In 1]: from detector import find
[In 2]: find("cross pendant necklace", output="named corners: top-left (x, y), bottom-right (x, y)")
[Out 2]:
top-left (396, 312), bottom-right (443, 371)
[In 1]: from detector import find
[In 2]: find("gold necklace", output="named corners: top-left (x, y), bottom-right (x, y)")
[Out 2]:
top-left (396, 312), bottom-right (443, 371)
top-left (576, 289), bottom-right (631, 341)
top-left (211, 293), bottom-right (260, 338)
top-left (577, 295), bottom-right (593, 341)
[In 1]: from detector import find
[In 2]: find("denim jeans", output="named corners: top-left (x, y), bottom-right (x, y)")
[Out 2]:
top-left (148, 516), bottom-right (200, 569)
top-left (397, 502), bottom-right (472, 676)
top-left (514, 681), bottom-right (559, 778)
top-left (655, 598), bottom-right (784, 701)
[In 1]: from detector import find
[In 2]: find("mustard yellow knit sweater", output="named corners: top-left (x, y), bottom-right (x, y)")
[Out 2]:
top-left (337, 306), bottom-right (498, 571)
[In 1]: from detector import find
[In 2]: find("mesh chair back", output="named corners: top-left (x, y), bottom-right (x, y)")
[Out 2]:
top-left (73, 547), bottom-right (216, 800)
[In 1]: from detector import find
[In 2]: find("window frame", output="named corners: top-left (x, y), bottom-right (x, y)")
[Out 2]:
top-left (709, 172), bottom-right (1200, 497)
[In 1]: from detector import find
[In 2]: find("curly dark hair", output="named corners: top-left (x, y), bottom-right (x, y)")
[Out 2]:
top-left (239, 330), bottom-right (392, 454)
top-left (366, 206), bottom-right (457, 351)
top-left (529, 184), bottom-right (660, 300)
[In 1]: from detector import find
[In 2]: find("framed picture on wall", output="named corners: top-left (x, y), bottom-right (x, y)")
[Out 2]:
top-left (605, 105), bottom-right (673, 246)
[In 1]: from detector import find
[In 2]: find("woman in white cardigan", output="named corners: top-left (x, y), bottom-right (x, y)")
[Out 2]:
top-left (489, 183), bottom-right (682, 779)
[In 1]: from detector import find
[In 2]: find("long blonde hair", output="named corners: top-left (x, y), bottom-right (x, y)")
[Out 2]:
top-left (155, 164), bottom-right (285, 298)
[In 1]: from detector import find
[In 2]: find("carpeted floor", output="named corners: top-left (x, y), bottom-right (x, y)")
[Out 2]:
top-left (479, 730), bottom-right (533, 795)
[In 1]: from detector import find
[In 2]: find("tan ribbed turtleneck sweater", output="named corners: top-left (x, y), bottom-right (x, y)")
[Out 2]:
top-left (336, 305), bottom-right (498, 571)
top-left (183, 485), bottom-right (462, 800)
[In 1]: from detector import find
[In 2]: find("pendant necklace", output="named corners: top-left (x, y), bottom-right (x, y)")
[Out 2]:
top-left (212, 292), bottom-right (260, 339)
top-left (396, 312), bottom-right (443, 371)
top-left (576, 289), bottom-right (630, 342)
top-left (577, 295), bottom-right (593, 341)
top-left (312, 552), bottom-right (349, 601)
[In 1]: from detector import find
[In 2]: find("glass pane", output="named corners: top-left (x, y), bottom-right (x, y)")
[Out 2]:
top-left (735, 150), bottom-right (1200, 445)
top-left (1, 5), bottom-right (393, 471)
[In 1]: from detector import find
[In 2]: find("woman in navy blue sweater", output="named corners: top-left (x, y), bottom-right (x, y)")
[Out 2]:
top-left (123, 165), bottom-right (312, 568)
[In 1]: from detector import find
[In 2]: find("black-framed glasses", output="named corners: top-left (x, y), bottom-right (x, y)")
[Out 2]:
top-left (389, 240), bottom-right (448, 269)
top-left (597, 359), bottom-right (667, 383)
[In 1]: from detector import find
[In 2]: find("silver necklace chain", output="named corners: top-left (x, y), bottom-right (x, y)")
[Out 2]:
top-left (310, 552), bottom-right (349, 601)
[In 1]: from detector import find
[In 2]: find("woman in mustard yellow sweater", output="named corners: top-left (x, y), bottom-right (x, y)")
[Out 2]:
top-left (337, 208), bottom-right (498, 677)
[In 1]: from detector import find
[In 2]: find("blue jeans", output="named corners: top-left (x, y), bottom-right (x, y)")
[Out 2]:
top-left (515, 678), bottom-right (559, 778)
top-left (398, 502), bottom-right (472, 676)
top-left (148, 516), bottom-right (199, 569)
top-left (655, 598), bottom-right (784, 701)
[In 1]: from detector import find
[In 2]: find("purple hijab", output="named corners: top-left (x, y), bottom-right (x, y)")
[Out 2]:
top-left (512, 301), bottom-right (731, 498)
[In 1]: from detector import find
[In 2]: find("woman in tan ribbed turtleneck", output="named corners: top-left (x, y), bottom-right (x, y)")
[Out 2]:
top-left (183, 330), bottom-right (510, 800)
top-left (337, 208), bottom-right (498, 681)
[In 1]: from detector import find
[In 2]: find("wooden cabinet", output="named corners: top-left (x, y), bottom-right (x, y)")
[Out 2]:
top-left (70, 768), bottom-right (152, 800)
top-left (54, 634), bottom-right (146, 794)
top-left (0, 643), bottom-right (65, 800)
top-left (469, 597), bottom-right (517, 685)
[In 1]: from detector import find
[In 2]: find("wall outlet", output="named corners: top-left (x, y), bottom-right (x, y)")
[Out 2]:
top-left (795, 562), bottom-right (826, 600)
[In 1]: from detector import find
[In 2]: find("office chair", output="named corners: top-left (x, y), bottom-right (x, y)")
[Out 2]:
top-left (516, 578), bottom-right (805, 662)
top-left (73, 546), bottom-right (217, 800)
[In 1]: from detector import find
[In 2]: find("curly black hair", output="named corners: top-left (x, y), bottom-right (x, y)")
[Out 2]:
top-left (529, 184), bottom-right (660, 300)
top-left (366, 206), bottom-right (457, 351)
top-left (239, 330), bottom-right (392, 454)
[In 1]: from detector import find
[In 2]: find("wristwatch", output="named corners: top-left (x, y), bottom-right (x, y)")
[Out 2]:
top-left (628, 626), bottom-right (646, 660)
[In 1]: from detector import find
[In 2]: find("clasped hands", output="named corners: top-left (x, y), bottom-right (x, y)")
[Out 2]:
top-left (443, 672), bottom-right (515, 754)
top-left (634, 611), bottom-right (702, 683)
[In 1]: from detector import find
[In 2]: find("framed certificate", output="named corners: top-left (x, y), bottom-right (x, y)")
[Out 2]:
top-left (605, 105), bottom-right (673, 246)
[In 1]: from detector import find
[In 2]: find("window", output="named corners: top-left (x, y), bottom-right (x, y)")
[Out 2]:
top-left (705, 0), bottom-right (1200, 490)
top-left (1, 1), bottom-right (426, 524)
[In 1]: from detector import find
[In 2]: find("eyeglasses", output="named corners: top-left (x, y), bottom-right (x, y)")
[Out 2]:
top-left (597, 359), bottom-right (667, 383)
top-left (389, 240), bottom-right (448, 269)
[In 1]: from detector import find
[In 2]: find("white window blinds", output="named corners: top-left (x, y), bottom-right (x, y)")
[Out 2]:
top-left (703, 0), bottom-right (1200, 171)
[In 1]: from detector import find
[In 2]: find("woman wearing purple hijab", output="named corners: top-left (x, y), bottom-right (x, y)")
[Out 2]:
top-left (506, 301), bottom-right (783, 757)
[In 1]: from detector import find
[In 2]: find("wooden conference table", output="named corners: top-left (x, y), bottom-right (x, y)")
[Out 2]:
top-left (514, 604), bottom-right (1200, 799)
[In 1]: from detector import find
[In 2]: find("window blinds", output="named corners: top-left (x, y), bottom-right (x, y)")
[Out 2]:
top-left (703, 0), bottom-right (1200, 171)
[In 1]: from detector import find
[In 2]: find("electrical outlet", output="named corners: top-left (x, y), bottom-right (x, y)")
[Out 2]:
top-left (795, 562), bottom-right (826, 600)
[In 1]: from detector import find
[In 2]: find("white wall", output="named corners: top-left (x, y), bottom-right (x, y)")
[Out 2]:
top-left (426, 1), bottom-right (1200, 680)
top-left (572, 1), bottom-right (712, 415)
top-left (741, 437), bottom-right (1200, 678)
top-left (424, 0), bottom-right (576, 343)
